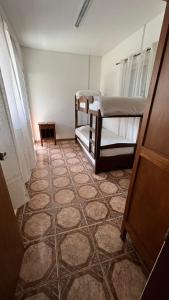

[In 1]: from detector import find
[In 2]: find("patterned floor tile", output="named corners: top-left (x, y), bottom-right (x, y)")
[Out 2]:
top-left (57, 227), bottom-right (99, 278)
top-left (72, 172), bottom-right (93, 185)
top-left (109, 170), bottom-right (127, 179)
top-left (68, 163), bottom-right (85, 174)
top-left (51, 159), bottom-right (65, 168)
top-left (36, 162), bottom-right (49, 169)
top-left (83, 162), bottom-right (94, 171)
top-left (15, 281), bottom-right (59, 300)
top-left (97, 180), bottom-right (119, 196)
top-left (16, 141), bottom-right (147, 299)
top-left (89, 219), bottom-right (133, 263)
top-left (55, 204), bottom-right (87, 234)
top-left (50, 149), bottom-right (62, 154)
top-left (59, 265), bottom-right (112, 300)
top-left (90, 171), bottom-right (109, 182)
top-left (82, 198), bottom-right (118, 225)
top-left (30, 179), bottom-right (49, 192)
top-left (16, 237), bottom-right (57, 292)
top-left (76, 183), bottom-right (101, 202)
top-left (51, 153), bottom-right (63, 160)
top-left (109, 194), bottom-right (127, 214)
top-left (54, 187), bottom-right (78, 207)
top-left (53, 176), bottom-right (72, 189)
top-left (24, 192), bottom-right (52, 213)
top-left (32, 169), bottom-right (49, 180)
top-left (36, 154), bottom-right (49, 162)
top-left (22, 210), bottom-right (55, 242)
top-left (52, 166), bottom-right (68, 176)
top-left (118, 178), bottom-right (130, 190)
top-left (66, 157), bottom-right (82, 165)
top-left (102, 252), bottom-right (147, 300)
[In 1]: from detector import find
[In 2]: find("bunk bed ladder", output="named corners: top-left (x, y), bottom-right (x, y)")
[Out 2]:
top-left (75, 96), bottom-right (78, 142)
top-left (89, 114), bottom-right (93, 153)
top-left (95, 110), bottom-right (102, 159)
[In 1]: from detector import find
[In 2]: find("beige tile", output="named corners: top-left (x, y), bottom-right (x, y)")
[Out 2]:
top-left (57, 228), bottom-right (99, 277)
top-left (54, 188), bottom-right (76, 205)
top-left (30, 180), bottom-right (49, 192)
top-left (77, 184), bottom-right (99, 200)
top-left (118, 178), bottom-right (130, 189)
top-left (69, 164), bottom-right (85, 173)
top-left (55, 205), bottom-right (86, 233)
top-left (52, 166), bottom-right (68, 176)
top-left (32, 169), bottom-right (48, 179)
top-left (19, 237), bottom-right (56, 287)
top-left (27, 193), bottom-right (50, 211)
top-left (53, 176), bottom-right (71, 188)
top-left (73, 173), bottom-right (91, 185)
top-left (22, 212), bottom-right (54, 241)
top-left (51, 159), bottom-right (65, 167)
top-left (109, 195), bottom-right (126, 214)
top-left (99, 181), bottom-right (118, 195)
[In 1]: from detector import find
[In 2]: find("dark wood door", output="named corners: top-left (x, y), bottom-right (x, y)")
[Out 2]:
top-left (140, 230), bottom-right (169, 300)
top-left (0, 163), bottom-right (24, 299)
top-left (121, 1), bottom-right (169, 270)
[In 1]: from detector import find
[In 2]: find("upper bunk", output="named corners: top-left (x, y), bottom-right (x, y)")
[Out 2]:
top-left (75, 90), bottom-right (146, 118)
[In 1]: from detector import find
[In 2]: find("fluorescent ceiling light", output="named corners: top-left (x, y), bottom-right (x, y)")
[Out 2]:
top-left (75, 0), bottom-right (92, 28)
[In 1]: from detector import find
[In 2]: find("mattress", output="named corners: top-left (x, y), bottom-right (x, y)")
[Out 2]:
top-left (76, 91), bottom-right (146, 117)
top-left (75, 125), bottom-right (135, 157)
top-left (76, 90), bottom-right (101, 98)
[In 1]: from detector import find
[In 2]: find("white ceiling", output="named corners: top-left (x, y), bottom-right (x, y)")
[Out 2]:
top-left (0, 0), bottom-right (165, 56)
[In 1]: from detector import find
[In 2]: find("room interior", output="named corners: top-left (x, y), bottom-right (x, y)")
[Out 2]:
top-left (0, 0), bottom-right (169, 299)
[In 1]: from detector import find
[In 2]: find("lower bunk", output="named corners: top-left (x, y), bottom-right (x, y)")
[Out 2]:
top-left (75, 125), bottom-right (135, 173)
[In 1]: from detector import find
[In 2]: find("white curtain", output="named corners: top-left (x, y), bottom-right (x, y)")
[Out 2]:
top-left (0, 17), bottom-right (35, 184)
top-left (115, 46), bottom-right (157, 142)
top-left (120, 49), bottom-right (152, 98)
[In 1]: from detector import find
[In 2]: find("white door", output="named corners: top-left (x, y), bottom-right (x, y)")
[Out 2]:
top-left (0, 75), bottom-right (29, 209)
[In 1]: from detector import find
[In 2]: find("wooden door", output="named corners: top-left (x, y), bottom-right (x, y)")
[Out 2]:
top-left (0, 163), bottom-right (24, 300)
top-left (140, 230), bottom-right (169, 300)
top-left (121, 1), bottom-right (169, 270)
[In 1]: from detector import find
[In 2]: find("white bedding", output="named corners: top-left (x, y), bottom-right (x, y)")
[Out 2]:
top-left (76, 90), bottom-right (101, 98)
top-left (77, 95), bottom-right (146, 117)
top-left (75, 125), bottom-right (135, 157)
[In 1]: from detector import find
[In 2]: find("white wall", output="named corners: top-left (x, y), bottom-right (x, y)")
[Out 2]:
top-left (23, 13), bottom-right (164, 140)
top-left (100, 13), bottom-right (164, 96)
top-left (22, 47), bottom-right (101, 140)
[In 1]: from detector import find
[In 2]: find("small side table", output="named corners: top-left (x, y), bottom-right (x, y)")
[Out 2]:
top-left (38, 122), bottom-right (56, 146)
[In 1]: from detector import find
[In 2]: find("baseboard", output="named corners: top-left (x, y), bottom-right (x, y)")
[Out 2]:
top-left (34, 138), bottom-right (75, 143)
top-left (56, 138), bottom-right (75, 142)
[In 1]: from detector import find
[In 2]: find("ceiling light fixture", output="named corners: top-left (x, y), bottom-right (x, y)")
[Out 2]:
top-left (75, 0), bottom-right (92, 28)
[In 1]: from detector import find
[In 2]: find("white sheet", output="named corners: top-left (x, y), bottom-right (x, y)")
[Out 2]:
top-left (77, 94), bottom-right (146, 117)
top-left (75, 125), bottom-right (135, 157)
top-left (76, 90), bottom-right (101, 99)
top-left (100, 96), bottom-right (146, 117)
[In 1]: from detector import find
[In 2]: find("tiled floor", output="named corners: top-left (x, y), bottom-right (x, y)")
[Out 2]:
top-left (15, 141), bottom-right (147, 300)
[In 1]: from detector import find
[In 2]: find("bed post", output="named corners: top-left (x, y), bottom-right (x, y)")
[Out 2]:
top-left (133, 115), bottom-right (143, 156)
top-left (95, 110), bottom-right (102, 173)
top-left (75, 95), bottom-right (78, 143)
top-left (89, 113), bottom-right (93, 153)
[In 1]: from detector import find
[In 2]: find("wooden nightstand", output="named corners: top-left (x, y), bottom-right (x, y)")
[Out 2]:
top-left (38, 122), bottom-right (56, 146)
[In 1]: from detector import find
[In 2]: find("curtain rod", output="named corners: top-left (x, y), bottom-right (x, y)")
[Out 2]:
top-left (115, 47), bottom-right (151, 66)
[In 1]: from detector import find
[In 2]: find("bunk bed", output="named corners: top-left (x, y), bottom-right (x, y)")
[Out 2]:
top-left (75, 91), bottom-right (146, 173)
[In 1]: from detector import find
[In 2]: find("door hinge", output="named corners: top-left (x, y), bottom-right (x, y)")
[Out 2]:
top-left (0, 152), bottom-right (7, 161)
